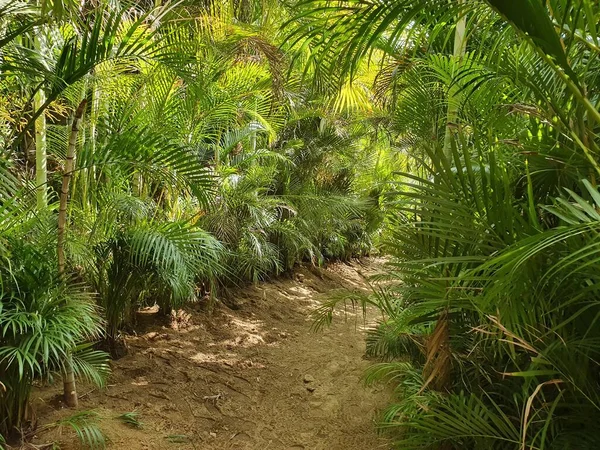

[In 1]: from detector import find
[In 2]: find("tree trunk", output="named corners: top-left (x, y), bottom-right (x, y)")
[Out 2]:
top-left (423, 309), bottom-right (452, 392)
top-left (62, 357), bottom-right (78, 408)
top-left (442, 2), bottom-right (468, 160)
top-left (58, 99), bottom-right (87, 407)
top-left (34, 31), bottom-right (48, 209)
top-left (427, 9), bottom-right (468, 395)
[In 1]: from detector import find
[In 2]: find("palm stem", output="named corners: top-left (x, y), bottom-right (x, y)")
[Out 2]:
top-left (442, 2), bottom-right (467, 160)
top-left (34, 30), bottom-right (48, 209)
top-left (58, 99), bottom-right (87, 407)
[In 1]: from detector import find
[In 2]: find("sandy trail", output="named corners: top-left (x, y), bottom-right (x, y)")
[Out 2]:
top-left (34, 259), bottom-right (391, 450)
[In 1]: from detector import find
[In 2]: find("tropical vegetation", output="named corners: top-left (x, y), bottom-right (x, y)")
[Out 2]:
top-left (301, 0), bottom-right (600, 449)
top-left (0, 0), bottom-right (386, 443)
top-left (2, 0), bottom-right (600, 449)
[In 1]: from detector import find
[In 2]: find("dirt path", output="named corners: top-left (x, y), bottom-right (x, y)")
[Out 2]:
top-left (34, 259), bottom-right (391, 450)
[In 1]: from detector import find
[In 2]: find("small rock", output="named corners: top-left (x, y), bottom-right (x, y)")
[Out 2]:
top-left (303, 374), bottom-right (315, 383)
top-left (209, 432), bottom-right (217, 438)
top-left (296, 274), bottom-right (305, 282)
top-left (306, 386), bottom-right (316, 393)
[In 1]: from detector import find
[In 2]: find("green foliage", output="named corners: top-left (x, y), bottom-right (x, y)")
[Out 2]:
top-left (0, 208), bottom-right (108, 438)
top-left (0, 0), bottom-right (384, 443)
top-left (48, 411), bottom-right (107, 450)
top-left (295, 0), bottom-right (600, 448)
top-left (116, 411), bottom-right (143, 429)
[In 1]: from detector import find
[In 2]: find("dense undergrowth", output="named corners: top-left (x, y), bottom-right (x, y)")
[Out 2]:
top-left (3, 1), bottom-right (600, 449)
top-left (302, 1), bottom-right (600, 449)
top-left (0, 0), bottom-right (393, 443)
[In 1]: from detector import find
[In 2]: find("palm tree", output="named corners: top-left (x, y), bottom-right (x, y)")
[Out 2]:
top-left (291, 0), bottom-right (600, 448)
top-left (0, 0), bottom-right (386, 444)
top-left (0, 203), bottom-right (109, 438)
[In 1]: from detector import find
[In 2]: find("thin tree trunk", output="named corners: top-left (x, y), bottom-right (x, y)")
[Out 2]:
top-left (442, 2), bottom-right (468, 160)
top-left (34, 31), bottom-right (48, 209)
top-left (58, 99), bottom-right (87, 407)
top-left (62, 358), bottom-right (78, 408)
top-left (427, 8), bottom-right (469, 395)
top-left (90, 80), bottom-right (101, 172)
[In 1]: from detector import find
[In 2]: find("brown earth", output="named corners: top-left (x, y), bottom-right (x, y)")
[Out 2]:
top-left (31, 259), bottom-right (392, 450)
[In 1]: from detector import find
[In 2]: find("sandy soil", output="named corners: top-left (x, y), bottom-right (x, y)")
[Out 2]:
top-left (31, 259), bottom-right (391, 450)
